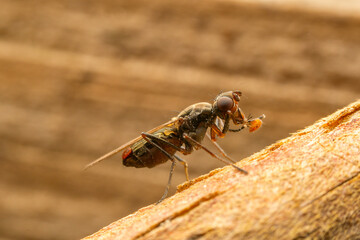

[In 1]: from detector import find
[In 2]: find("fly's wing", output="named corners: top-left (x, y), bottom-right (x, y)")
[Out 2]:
top-left (84, 119), bottom-right (178, 170)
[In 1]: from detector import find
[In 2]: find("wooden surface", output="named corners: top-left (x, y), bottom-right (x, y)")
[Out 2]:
top-left (0, 0), bottom-right (360, 239)
top-left (84, 100), bottom-right (360, 240)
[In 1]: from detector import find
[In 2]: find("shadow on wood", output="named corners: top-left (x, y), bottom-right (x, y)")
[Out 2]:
top-left (84, 100), bottom-right (360, 239)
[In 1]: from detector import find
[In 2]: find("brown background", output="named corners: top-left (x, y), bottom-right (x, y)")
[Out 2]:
top-left (0, 0), bottom-right (359, 239)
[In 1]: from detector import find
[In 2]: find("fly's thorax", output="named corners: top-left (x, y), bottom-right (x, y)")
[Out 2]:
top-left (192, 121), bottom-right (208, 143)
top-left (177, 102), bottom-right (212, 119)
top-left (177, 102), bottom-right (213, 133)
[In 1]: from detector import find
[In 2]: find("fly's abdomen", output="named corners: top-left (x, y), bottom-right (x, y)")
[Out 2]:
top-left (122, 128), bottom-right (182, 168)
top-left (122, 147), bottom-right (146, 168)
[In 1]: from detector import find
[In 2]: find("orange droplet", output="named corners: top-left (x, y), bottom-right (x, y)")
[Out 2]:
top-left (249, 119), bottom-right (262, 132)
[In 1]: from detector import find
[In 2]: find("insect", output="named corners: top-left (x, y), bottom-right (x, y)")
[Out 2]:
top-left (85, 90), bottom-right (265, 203)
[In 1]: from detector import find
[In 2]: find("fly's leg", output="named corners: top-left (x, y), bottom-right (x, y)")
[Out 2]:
top-left (210, 122), bottom-right (226, 140)
top-left (210, 114), bottom-right (230, 141)
top-left (229, 114), bottom-right (265, 132)
top-left (173, 155), bottom-right (189, 182)
top-left (229, 126), bottom-right (245, 132)
top-left (159, 160), bottom-right (176, 204)
top-left (222, 114), bottom-right (230, 134)
top-left (183, 134), bottom-right (248, 175)
top-left (141, 132), bottom-right (190, 154)
top-left (205, 133), bottom-right (237, 164)
top-left (142, 132), bottom-right (190, 181)
top-left (141, 133), bottom-right (177, 203)
top-left (141, 133), bottom-right (189, 203)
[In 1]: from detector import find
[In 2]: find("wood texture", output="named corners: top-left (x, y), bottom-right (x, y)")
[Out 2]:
top-left (84, 101), bottom-right (360, 239)
top-left (1, 0), bottom-right (360, 239)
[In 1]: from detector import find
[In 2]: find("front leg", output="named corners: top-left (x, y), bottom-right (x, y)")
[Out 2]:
top-left (210, 121), bottom-right (226, 141)
top-left (222, 113), bottom-right (230, 134)
top-left (210, 114), bottom-right (231, 141)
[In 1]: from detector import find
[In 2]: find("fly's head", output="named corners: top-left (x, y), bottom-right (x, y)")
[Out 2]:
top-left (213, 90), bottom-right (265, 132)
top-left (213, 90), bottom-right (246, 124)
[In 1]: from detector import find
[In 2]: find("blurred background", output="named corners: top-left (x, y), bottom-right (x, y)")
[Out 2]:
top-left (0, 0), bottom-right (359, 239)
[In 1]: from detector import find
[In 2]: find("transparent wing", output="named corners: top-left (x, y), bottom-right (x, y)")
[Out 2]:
top-left (84, 119), bottom-right (178, 170)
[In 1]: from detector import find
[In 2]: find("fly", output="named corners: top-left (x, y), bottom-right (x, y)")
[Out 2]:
top-left (85, 90), bottom-right (265, 203)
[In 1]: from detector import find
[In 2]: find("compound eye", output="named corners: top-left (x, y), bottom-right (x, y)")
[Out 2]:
top-left (217, 97), bottom-right (234, 112)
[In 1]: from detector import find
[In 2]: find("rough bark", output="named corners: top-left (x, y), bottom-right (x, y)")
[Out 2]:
top-left (83, 100), bottom-right (360, 240)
